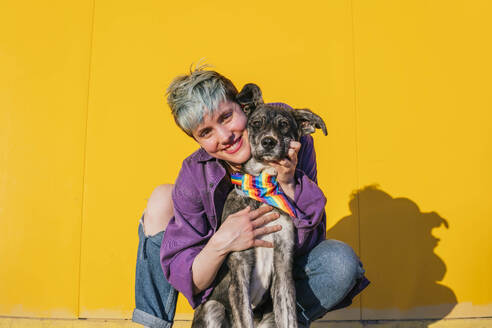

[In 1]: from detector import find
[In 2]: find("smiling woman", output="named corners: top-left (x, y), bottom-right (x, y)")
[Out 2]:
top-left (132, 65), bottom-right (369, 328)
top-left (192, 100), bottom-right (251, 168)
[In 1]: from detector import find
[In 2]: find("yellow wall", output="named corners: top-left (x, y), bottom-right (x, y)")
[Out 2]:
top-left (1, 0), bottom-right (491, 324)
top-left (0, 0), bottom-right (94, 318)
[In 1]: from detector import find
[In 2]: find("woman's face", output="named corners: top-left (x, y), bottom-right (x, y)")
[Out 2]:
top-left (192, 100), bottom-right (251, 166)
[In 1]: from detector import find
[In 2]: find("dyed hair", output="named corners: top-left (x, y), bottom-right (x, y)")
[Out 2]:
top-left (166, 64), bottom-right (238, 136)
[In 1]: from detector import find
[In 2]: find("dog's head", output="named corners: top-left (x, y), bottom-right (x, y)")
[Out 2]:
top-left (236, 83), bottom-right (327, 162)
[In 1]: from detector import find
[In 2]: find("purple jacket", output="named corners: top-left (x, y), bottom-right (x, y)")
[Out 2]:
top-left (160, 135), bottom-right (327, 309)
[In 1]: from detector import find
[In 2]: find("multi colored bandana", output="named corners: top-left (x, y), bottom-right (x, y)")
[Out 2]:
top-left (231, 172), bottom-right (296, 217)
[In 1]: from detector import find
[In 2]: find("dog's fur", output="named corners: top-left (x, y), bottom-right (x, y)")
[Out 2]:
top-left (191, 84), bottom-right (327, 328)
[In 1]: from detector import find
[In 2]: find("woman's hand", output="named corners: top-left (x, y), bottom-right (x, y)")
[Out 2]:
top-left (269, 140), bottom-right (301, 199)
top-left (210, 205), bottom-right (281, 255)
top-left (191, 205), bottom-right (280, 294)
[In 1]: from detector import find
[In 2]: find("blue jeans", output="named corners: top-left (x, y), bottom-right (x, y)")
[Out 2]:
top-left (132, 219), bottom-right (369, 327)
top-left (293, 239), bottom-right (369, 326)
top-left (133, 219), bottom-right (177, 328)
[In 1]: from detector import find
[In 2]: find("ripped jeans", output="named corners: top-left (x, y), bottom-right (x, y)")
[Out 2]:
top-left (132, 218), bottom-right (369, 328)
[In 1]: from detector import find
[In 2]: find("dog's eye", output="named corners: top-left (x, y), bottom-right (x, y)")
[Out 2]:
top-left (251, 120), bottom-right (262, 129)
top-left (279, 121), bottom-right (289, 129)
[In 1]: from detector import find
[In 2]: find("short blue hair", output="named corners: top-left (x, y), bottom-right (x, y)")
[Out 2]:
top-left (166, 65), bottom-right (238, 136)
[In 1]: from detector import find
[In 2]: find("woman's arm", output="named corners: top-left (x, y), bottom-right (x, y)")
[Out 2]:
top-left (271, 136), bottom-right (325, 226)
top-left (270, 135), bottom-right (327, 255)
top-left (191, 206), bottom-right (280, 294)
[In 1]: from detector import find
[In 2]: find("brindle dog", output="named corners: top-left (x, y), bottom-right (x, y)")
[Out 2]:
top-left (191, 84), bottom-right (327, 328)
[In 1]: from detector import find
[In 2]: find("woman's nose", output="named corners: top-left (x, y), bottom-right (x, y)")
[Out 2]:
top-left (217, 126), bottom-right (234, 144)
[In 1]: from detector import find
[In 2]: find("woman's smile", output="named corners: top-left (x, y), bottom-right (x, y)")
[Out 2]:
top-left (224, 135), bottom-right (243, 154)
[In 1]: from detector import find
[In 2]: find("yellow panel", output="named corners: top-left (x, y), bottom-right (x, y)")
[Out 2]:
top-left (0, 0), bottom-right (94, 318)
top-left (79, 0), bottom-right (360, 319)
top-left (352, 0), bottom-right (492, 320)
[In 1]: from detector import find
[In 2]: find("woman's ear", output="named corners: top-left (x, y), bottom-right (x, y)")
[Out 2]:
top-left (292, 109), bottom-right (328, 136)
top-left (236, 83), bottom-right (264, 117)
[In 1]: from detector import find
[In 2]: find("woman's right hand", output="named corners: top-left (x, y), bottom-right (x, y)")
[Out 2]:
top-left (210, 205), bottom-right (282, 255)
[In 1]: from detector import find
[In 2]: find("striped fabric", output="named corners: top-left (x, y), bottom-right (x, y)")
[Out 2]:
top-left (231, 172), bottom-right (296, 217)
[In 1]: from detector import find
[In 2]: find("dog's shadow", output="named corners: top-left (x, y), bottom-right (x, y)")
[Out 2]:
top-left (325, 185), bottom-right (457, 324)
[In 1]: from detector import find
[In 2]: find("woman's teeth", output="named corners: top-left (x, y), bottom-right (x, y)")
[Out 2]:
top-left (225, 137), bottom-right (242, 154)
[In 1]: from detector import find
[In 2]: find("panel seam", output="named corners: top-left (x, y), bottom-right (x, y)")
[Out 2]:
top-left (77, 0), bottom-right (97, 318)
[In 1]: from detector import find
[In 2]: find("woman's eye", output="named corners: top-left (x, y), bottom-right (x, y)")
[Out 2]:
top-left (199, 129), bottom-right (211, 138)
top-left (222, 111), bottom-right (233, 122)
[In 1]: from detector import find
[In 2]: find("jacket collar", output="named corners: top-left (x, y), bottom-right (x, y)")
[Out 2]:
top-left (194, 147), bottom-right (214, 162)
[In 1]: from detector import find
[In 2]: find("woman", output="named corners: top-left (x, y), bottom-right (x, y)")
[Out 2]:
top-left (132, 66), bottom-right (369, 328)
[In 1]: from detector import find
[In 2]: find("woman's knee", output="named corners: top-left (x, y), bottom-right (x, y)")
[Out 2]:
top-left (143, 184), bottom-right (174, 236)
top-left (309, 240), bottom-right (365, 290)
top-left (295, 240), bottom-right (366, 316)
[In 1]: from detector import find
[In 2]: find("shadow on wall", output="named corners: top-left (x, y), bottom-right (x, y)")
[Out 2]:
top-left (327, 185), bottom-right (457, 322)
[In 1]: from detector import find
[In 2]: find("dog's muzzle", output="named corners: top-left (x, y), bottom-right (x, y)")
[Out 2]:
top-left (261, 137), bottom-right (277, 150)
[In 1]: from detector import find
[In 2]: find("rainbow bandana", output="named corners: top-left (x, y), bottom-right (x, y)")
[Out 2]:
top-left (231, 172), bottom-right (296, 217)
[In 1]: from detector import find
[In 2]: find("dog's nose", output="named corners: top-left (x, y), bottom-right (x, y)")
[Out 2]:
top-left (261, 137), bottom-right (277, 150)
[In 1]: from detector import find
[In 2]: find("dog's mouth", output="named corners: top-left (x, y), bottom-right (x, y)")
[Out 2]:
top-left (255, 154), bottom-right (279, 162)
top-left (252, 147), bottom-right (288, 163)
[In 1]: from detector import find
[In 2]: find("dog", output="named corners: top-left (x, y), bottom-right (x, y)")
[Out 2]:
top-left (191, 84), bottom-right (327, 328)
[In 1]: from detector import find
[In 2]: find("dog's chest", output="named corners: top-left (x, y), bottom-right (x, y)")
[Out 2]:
top-left (250, 205), bottom-right (294, 309)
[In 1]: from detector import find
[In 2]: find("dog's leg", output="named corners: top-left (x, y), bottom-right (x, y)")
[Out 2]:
top-left (192, 301), bottom-right (230, 328)
top-left (257, 310), bottom-right (276, 328)
top-left (271, 232), bottom-right (297, 328)
top-left (228, 250), bottom-right (255, 328)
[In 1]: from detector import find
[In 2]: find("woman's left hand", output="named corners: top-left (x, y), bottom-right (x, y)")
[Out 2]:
top-left (269, 140), bottom-right (301, 199)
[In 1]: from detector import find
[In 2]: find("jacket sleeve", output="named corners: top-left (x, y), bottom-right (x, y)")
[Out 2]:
top-left (290, 135), bottom-right (327, 255)
top-left (160, 161), bottom-right (215, 309)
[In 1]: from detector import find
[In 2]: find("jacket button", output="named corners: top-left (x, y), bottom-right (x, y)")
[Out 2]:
top-left (209, 183), bottom-right (214, 188)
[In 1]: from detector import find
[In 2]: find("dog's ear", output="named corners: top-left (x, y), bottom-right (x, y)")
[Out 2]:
top-left (236, 83), bottom-right (264, 116)
top-left (292, 109), bottom-right (328, 136)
